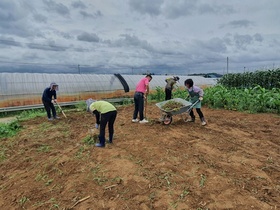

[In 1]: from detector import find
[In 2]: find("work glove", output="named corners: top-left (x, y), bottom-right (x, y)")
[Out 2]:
top-left (51, 100), bottom-right (54, 103)
top-left (199, 97), bottom-right (203, 101)
top-left (95, 123), bottom-right (99, 129)
top-left (54, 99), bottom-right (57, 103)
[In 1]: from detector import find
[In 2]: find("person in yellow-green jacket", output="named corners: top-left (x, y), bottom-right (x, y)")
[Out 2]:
top-left (86, 99), bottom-right (117, 147)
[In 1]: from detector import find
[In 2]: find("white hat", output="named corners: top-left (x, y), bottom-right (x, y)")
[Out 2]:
top-left (86, 98), bottom-right (96, 112)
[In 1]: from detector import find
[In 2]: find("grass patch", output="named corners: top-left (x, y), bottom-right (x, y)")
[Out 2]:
top-left (0, 121), bottom-right (21, 138)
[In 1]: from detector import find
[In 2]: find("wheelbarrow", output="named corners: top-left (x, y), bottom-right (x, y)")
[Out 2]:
top-left (155, 98), bottom-right (200, 125)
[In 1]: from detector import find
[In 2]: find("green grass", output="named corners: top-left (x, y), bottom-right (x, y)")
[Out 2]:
top-left (0, 121), bottom-right (21, 138)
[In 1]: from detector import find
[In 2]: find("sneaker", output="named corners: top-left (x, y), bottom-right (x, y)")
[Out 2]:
top-left (186, 118), bottom-right (195, 122)
top-left (54, 116), bottom-right (60, 119)
top-left (132, 119), bottom-right (139, 123)
top-left (95, 143), bottom-right (105, 147)
top-left (48, 117), bottom-right (53, 121)
top-left (139, 119), bottom-right (149, 123)
top-left (201, 121), bottom-right (207, 126)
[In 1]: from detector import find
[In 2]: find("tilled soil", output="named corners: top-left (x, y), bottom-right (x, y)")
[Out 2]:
top-left (0, 103), bottom-right (280, 210)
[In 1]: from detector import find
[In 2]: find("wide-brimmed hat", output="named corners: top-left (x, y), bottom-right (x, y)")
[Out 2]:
top-left (50, 82), bottom-right (59, 90)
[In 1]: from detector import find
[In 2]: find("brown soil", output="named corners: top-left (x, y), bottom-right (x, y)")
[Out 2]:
top-left (0, 103), bottom-right (280, 210)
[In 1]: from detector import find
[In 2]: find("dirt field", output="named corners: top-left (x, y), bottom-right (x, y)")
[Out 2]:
top-left (0, 103), bottom-right (280, 210)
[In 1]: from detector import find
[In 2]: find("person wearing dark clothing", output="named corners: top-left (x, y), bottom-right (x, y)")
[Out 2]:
top-left (86, 99), bottom-right (117, 148)
top-left (184, 79), bottom-right (207, 126)
top-left (165, 76), bottom-right (180, 100)
top-left (42, 82), bottom-right (59, 121)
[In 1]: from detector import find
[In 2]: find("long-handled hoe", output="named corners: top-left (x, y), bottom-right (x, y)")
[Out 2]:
top-left (55, 102), bottom-right (67, 118)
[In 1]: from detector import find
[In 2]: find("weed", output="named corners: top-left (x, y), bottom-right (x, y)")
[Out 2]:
top-left (266, 156), bottom-right (273, 164)
top-left (75, 146), bottom-right (85, 159)
top-left (18, 109), bottom-right (46, 121)
top-left (0, 146), bottom-right (7, 162)
top-left (93, 176), bottom-right (109, 185)
top-left (37, 145), bottom-right (51, 153)
top-left (220, 170), bottom-right (227, 177)
top-left (135, 159), bottom-right (144, 166)
top-left (199, 174), bottom-right (206, 187)
top-left (18, 196), bottom-right (29, 207)
top-left (158, 172), bottom-right (172, 187)
top-left (35, 173), bottom-right (54, 186)
top-left (111, 176), bottom-right (123, 184)
top-left (169, 201), bottom-right (178, 209)
top-left (179, 188), bottom-right (190, 199)
top-left (90, 164), bottom-right (109, 185)
top-left (82, 135), bottom-right (96, 145)
top-left (149, 192), bottom-right (156, 201)
top-left (75, 101), bottom-right (86, 111)
top-left (0, 121), bottom-right (21, 138)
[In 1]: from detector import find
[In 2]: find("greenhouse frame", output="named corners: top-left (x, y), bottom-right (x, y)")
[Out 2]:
top-left (0, 73), bottom-right (217, 111)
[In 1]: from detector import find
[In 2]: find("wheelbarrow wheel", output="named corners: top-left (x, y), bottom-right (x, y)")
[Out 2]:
top-left (163, 115), bottom-right (172, 125)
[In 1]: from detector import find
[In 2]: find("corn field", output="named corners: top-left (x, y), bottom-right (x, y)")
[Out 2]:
top-left (204, 85), bottom-right (280, 114)
top-left (218, 68), bottom-right (280, 89)
top-left (150, 85), bottom-right (280, 114)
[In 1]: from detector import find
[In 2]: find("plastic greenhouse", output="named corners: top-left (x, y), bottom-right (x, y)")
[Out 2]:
top-left (0, 73), bottom-right (217, 111)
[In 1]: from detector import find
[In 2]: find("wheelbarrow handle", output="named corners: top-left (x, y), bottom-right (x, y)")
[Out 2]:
top-left (188, 99), bottom-right (200, 110)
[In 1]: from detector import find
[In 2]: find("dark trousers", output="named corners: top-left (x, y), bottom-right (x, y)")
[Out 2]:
top-left (133, 92), bottom-right (144, 120)
top-left (42, 100), bottom-right (56, 118)
top-left (99, 110), bottom-right (117, 141)
top-left (165, 88), bottom-right (172, 100)
top-left (190, 108), bottom-right (204, 119)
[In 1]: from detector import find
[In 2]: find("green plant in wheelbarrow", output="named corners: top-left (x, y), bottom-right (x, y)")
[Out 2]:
top-left (161, 101), bottom-right (184, 112)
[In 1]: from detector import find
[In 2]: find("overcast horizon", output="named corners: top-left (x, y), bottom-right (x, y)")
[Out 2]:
top-left (0, 0), bottom-right (280, 75)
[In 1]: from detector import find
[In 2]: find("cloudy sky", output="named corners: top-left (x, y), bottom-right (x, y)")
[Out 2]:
top-left (0, 0), bottom-right (279, 75)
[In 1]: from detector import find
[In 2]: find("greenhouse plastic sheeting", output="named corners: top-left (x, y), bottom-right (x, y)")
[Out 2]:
top-left (0, 73), bottom-right (217, 109)
top-left (0, 73), bottom-right (123, 96)
top-left (122, 75), bottom-right (217, 90)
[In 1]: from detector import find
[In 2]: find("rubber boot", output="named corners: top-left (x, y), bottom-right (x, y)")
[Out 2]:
top-left (200, 117), bottom-right (207, 126)
top-left (96, 135), bottom-right (105, 147)
top-left (108, 134), bottom-right (113, 144)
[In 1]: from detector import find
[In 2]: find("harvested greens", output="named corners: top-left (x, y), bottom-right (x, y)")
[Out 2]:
top-left (161, 101), bottom-right (184, 112)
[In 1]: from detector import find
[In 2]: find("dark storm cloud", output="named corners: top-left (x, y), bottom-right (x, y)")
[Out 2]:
top-left (198, 3), bottom-right (235, 15)
top-left (166, 2), bottom-right (235, 18)
top-left (253, 33), bottom-right (263, 42)
top-left (111, 34), bottom-right (154, 51)
top-left (33, 14), bottom-right (48, 23)
top-left (233, 34), bottom-right (253, 50)
top-left (162, 1), bottom-right (196, 18)
top-left (80, 10), bottom-right (102, 19)
top-left (27, 42), bottom-right (68, 51)
top-left (77, 32), bottom-right (100, 42)
top-left (0, 37), bottom-right (22, 47)
top-left (80, 11), bottom-right (94, 18)
top-left (43, 0), bottom-right (70, 17)
top-left (228, 20), bottom-right (254, 28)
top-left (128, 0), bottom-right (163, 16)
top-left (129, 0), bottom-right (235, 19)
top-left (0, 1), bottom-right (19, 22)
top-left (194, 38), bottom-right (227, 53)
top-left (71, 0), bottom-right (86, 9)
top-left (0, 1), bottom-right (33, 37)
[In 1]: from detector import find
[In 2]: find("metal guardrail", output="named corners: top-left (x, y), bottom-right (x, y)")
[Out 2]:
top-left (0, 98), bottom-right (133, 113)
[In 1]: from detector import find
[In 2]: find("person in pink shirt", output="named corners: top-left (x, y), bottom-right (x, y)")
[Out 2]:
top-left (132, 74), bottom-right (153, 123)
